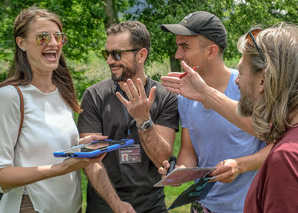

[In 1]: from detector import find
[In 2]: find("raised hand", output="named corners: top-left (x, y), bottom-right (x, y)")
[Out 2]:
top-left (161, 61), bottom-right (209, 102)
top-left (116, 78), bottom-right (156, 125)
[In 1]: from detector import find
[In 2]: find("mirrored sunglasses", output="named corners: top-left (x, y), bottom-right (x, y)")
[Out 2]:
top-left (245, 28), bottom-right (265, 61)
top-left (102, 48), bottom-right (141, 61)
top-left (35, 32), bottom-right (67, 46)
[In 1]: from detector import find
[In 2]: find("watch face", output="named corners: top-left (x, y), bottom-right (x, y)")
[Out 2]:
top-left (144, 121), bottom-right (151, 129)
top-left (137, 117), bottom-right (152, 131)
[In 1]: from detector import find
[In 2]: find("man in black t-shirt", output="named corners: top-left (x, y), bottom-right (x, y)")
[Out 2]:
top-left (77, 21), bottom-right (179, 213)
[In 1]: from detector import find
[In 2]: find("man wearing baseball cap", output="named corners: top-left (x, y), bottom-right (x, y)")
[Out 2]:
top-left (161, 11), bottom-right (227, 49)
top-left (159, 11), bottom-right (270, 212)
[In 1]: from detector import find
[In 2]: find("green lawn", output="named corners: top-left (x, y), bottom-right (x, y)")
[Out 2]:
top-left (80, 129), bottom-right (193, 212)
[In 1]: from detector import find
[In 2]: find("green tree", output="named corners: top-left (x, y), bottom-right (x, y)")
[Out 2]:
top-left (0, 0), bottom-right (107, 62)
top-left (224, 0), bottom-right (298, 61)
top-left (126, 0), bottom-right (298, 71)
top-left (0, 0), bottom-right (137, 63)
top-left (1, 0), bottom-right (298, 71)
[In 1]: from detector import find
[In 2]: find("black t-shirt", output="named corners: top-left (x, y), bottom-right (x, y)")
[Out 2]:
top-left (77, 77), bottom-right (179, 212)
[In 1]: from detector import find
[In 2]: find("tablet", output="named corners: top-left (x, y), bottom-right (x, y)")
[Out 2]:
top-left (53, 139), bottom-right (134, 158)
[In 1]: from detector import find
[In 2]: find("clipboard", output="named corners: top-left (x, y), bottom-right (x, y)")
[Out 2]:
top-left (53, 139), bottom-right (134, 158)
top-left (154, 167), bottom-right (215, 187)
top-left (168, 175), bottom-right (216, 210)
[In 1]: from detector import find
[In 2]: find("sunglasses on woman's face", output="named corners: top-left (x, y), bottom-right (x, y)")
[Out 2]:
top-left (245, 28), bottom-right (265, 61)
top-left (102, 48), bottom-right (141, 61)
top-left (35, 32), bottom-right (67, 46)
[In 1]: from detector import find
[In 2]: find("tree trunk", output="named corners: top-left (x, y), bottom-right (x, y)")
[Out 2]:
top-left (169, 55), bottom-right (181, 72)
top-left (103, 0), bottom-right (118, 29)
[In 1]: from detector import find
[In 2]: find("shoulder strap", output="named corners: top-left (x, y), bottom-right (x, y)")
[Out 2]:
top-left (14, 86), bottom-right (24, 139)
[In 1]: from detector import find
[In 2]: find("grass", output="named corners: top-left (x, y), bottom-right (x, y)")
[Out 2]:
top-left (80, 129), bottom-right (193, 213)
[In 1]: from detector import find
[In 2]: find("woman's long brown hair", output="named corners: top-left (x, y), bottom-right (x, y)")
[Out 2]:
top-left (0, 6), bottom-right (81, 113)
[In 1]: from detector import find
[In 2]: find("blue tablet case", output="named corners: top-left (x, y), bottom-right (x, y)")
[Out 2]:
top-left (53, 139), bottom-right (134, 158)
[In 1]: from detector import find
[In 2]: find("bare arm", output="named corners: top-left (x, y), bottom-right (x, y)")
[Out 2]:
top-left (209, 143), bottom-right (273, 183)
top-left (235, 143), bottom-right (272, 173)
top-left (80, 133), bottom-right (135, 213)
top-left (177, 128), bottom-right (198, 167)
top-left (0, 135), bottom-right (107, 191)
top-left (161, 61), bottom-right (258, 138)
top-left (138, 124), bottom-right (175, 167)
top-left (158, 128), bottom-right (197, 178)
top-left (116, 78), bottom-right (176, 167)
top-left (161, 61), bottom-right (270, 183)
top-left (203, 87), bottom-right (256, 137)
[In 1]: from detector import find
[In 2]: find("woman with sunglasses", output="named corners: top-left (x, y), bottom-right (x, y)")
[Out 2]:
top-left (0, 6), bottom-right (107, 213)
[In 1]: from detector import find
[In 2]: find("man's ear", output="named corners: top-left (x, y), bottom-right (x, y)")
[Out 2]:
top-left (16, 36), bottom-right (27, 52)
top-left (258, 71), bottom-right (265, 93)
top-left (137, 48), bottom-right (148, 63)
top-left (207, 44), bottom-right (218, 59)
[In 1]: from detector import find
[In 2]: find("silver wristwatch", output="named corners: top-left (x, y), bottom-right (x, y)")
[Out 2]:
top-left (136, 117), bottom-right (153, 131)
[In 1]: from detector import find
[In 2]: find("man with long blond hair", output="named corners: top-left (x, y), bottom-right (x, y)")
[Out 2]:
top-left (161, 22), bottom-right (298, 212)
top-left (236, 23), bottom-right (298, 212)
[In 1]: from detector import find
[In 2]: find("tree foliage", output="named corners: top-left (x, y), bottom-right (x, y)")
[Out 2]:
top-left (0, 0), bottom-right (108, 62)
top-left (1, 0), bottom-right (298, 71)
top-left (0, 0), bottom-right (135, 62)
top-left (125, 0), bottom-right (298, 70)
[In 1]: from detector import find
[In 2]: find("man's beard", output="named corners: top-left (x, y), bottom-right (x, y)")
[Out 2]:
top-left (237, 93), bottom-right (254, 117)
top-left (111, 60), bottom-right (138, 82)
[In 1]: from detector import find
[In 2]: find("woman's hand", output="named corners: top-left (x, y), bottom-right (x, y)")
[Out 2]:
top-left (59, 134), bottom-right (109, 174)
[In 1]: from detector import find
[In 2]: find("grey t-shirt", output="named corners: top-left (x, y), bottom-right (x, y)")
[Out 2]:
top-left (77, 77), bottom-right (179, 212)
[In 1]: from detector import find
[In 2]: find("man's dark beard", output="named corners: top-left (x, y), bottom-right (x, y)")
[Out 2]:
top-left (111, 60), bottom-right (138, 82)
top-left (237, 95), bottom-right (254, 117)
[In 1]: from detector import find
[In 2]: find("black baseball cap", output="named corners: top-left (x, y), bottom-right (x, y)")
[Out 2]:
top-left (160, 11), bottom-right (227, 49)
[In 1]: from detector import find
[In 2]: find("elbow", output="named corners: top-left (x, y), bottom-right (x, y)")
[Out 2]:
top-left (0, 171), bottom-right (10, 192)
top-left (0, 180), bottom-right (12, 193)
top-left (0, 185), bottom-right (11, 193)
top-left (154, 161), bottom-right (164, 168)
top-left (155, 150), bottom-right (172, 168)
